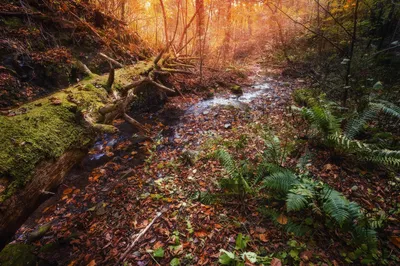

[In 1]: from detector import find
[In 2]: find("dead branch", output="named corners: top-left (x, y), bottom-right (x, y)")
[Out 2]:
top-left (100, 53), bottom-right (124, 68)
top-left (75, 60), bottom-right (94, 76)
top-left (106, 67), bottom-right (115, 92)
top-left (123, 113), bottom-right (149, 134)
top-left (160, 68), bottom-right (194, 75)
top-left (117, 211), bottom-right (162, 265)
top-left (148, 80), bottom-right (176, 93)
top-left (120, 78), bottom-right (148, 96)
top-left (99, 104), bottom-right (118, 115)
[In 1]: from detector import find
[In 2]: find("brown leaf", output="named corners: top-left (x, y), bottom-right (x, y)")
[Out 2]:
top-left (276, 214), bottom-right (288, 225)
top-left (195, 230), bottom-right (208, 238)
top-left (258, 233), bottom-right (269, 242)
top-left (270, 258), bottom-right (282, 266)
top-left (323, 164), bottom-right (333, 171)
top-left (87, 260), bottom-right (96, 266)
top-left (390, 236), bottom-right (400, 249)
top-left (300, 250), bottom-right (313, 261)
top-left (63, 188), bottom-right (73, 195)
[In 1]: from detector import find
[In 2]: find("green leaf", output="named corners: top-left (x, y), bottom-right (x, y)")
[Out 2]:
top-left (242, 252), bottom-right (258, 263)
top-left (235, 233), bottom-right (250, 250)
top-left (373, 81), bottom-right (383, 90)
top-left (170, 258), bottom-right (180, 266)
top-left (153, 247), bottom-right (164, 258)
top-left (186, 220), bottom-right (194, 234)
top-left (219, 249), bottom-right (235, 265)
top-left (289, 249), bottom-right (299, 259)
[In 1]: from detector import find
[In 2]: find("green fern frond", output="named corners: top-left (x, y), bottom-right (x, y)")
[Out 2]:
top-left (286, 193), bottom-right (309, 211)
top-left (263, 169), bottom-right (299, 194)
top-left (373, 100), bottom-right (400, 119)
top-left (366, 149), bottom-right (400, 167)
top-left (254, 162), bottom-right (283, 185)
top-left (321, 188), bottom-right (350, 226)
top-left (285, 221), bottom-right (310, 236)
top-left (302, 106), bottom-right (341, 136)
top-left (351, 226), bottom-right (378, 247)
top-left (286, 183), bottom-right (315, 212)
top-left (344, 106), bottom-right (379, 139)
top-left (345, 100), bottom-right (400, 139)
top-left (214, 149), bottom-right (237, 177)
top-left (348, 201), bottom-right (362, 220)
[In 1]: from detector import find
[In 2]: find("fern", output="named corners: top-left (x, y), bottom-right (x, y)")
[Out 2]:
top-left (345, 100), bottom-right (400, 139)
top-left (286, 193), bottom-right (309, 212)
top-left (286, 183), bottom-right (315, 212)
top-left (254, 162), bottom-right (283, 185)
top-left (321, 187), bottom-right (350, 226)
top-left (214, 149), bottom-right (237, 177)
top-left (263, 169), bottom-right (299, 194)
top-left (301, 105), bottom-right (341, 137)
top-left (344, 106), bottom-right (380, 139)
top-left (367, 149), bottom-right (400, 167)
top-left (373, 100), bottom-right (400, 119)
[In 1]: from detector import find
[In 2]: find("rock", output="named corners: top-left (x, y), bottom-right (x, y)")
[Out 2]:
top-left (202, 110), bottom-right (210, 115)
top-left (0, 244), bottom-right (37, 266)
top-left (224, 123), bottom-right (232, 129)
top-left (351, 185), bottom-right (358, 192)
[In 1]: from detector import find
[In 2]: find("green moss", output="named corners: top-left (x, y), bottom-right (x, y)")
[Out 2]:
top-left (0, 60), bottom-right (155, 202)
top-left (0, 244), bottom-right (37, 266)
top-left (231, 85), bottom-right (242, 92)
top-left (0, 81), bottom-right (108, 202)
top-left (1, 17), bottom-right (23, 28)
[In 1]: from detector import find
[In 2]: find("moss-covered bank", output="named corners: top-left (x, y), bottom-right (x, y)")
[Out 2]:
top-left (0, 62), bottom-right (153, 202)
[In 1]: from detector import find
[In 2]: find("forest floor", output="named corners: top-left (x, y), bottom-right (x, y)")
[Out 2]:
top-left (12, 64), bottom-right (400, 265)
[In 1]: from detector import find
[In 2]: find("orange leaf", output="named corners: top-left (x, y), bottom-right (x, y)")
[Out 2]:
top-left (271, 258), bottom-right (282, 266)
top-left (276, 214), bottom-right (288, 225)
top-left (195, 230), bottom-right (208, 238)
top-left (390, 236), bottom-right (400, 249)
top-left (63, 188), bottom-right (73, 195)
top-left (153, 241), bottom-right (163, 249)
top-left (67, 260), bottom-right (77, 266)
top-left (258, 233), bottom-right (269, 242)
top-left (87, 260), bottom-right (96, 266)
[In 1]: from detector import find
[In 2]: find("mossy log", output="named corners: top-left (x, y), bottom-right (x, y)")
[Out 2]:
top-left (0, 56), bottom-right (190, 248)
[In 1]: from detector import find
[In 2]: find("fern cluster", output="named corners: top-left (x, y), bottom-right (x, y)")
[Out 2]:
top-left (293, 89), bottom-right (400, 168)
top-left (263, 168), bottom-right (379, 248)
top-left (213, 149), bottom-right (251, 198)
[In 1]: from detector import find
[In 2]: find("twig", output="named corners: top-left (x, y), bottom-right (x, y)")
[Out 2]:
top-left (40, 190), bottom-right (55, 195)
top-left (117, 211), bottom-right (163, 264)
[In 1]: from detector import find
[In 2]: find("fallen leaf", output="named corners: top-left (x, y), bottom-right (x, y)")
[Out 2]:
top-left (195, 230), bottom-right (208, 238)
top-left (258, 233), bottom-right (268, 242)
top-left (300, 250), bottom-right (313, 261)
top-left (270, 258), bottom-right (282, 266)
top-left (63, 188), bottom-right (73, 195)
top-left (87, 260), bottom-right (96, 266)
top-left (276, 214), bottom-right (288, 225)
top-left (390, 236), bottom-right (400, 249)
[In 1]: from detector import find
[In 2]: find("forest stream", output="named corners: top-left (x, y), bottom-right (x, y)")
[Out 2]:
top-left (10, 66), bottom-right (294, 265)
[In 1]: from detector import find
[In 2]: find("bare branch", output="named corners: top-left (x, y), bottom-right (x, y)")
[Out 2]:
top-left (100, 53), bottom-right (124, 68)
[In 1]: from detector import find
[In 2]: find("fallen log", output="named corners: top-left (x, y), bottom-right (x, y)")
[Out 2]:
top-left (0, 55), bottom-right (191, 248)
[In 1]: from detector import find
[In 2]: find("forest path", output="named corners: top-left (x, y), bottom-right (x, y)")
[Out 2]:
top-left (15, 64), bottom-right (297, 265)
